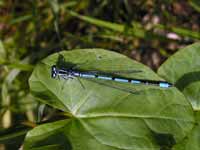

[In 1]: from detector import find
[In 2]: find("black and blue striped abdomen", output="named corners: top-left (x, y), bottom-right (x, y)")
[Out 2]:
top-left (78, 72), bottom-right (172, 88)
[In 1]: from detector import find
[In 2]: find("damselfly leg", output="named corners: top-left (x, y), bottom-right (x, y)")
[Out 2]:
top-left (52, 65), bottom-right (86, 89)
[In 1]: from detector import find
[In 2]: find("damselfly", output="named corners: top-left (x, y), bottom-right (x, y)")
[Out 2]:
top-left (51, 65), bottom-right (172, 88)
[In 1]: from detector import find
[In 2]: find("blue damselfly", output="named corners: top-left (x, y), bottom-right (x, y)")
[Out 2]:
top-left (51, 65), bottom-right (172, 88)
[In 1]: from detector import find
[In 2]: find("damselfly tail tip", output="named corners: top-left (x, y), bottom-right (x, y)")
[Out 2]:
top-left (159, 82), bottom-right (173, 88)
top-left (51, 65), bottom-right (57, 78)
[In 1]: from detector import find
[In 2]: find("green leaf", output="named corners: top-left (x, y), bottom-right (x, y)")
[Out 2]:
top-left (0, 40), bottom-right (6, 63)
top-left (24, 120), bottom-right (72, 150)
top-left (158, 43), bottom-right (200, 110)
top-left (173, 112), bottom-right (200, 150)
top-left (48, 0), bottom-right (60, 15)
top-left (189, 0), bottom-right (200, 13)
top-left (155, 24), bottom-right (200, 40)
top-left (10, 14), bottom-right (33, 25)
top-left (68, 11), bottom-right (124, 32)
top-left (60, 1), bottom-right (77, 9)
top-left (28, 144), bottom-right (65, 150)
top-left (0, 125), bottom-right (30, 149)
top-left (0, 1), bottom-right (4, 6)
top-left (195, 111), bottom-right (200, 122)
top-left (48, 0), bottom-right (62, 45)
top-left (0, 61), bottom-right (34, 71)
top-left (68, 11), bottom-right (166, 41)
top-left (68, 11), bottom-right (200, 40)
top-left (25, 49), bottom-right (194, 150)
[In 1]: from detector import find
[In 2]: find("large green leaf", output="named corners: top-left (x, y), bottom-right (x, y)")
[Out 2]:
top-left (158, 43), bottom-right (200, 110)
top-left (173, 112), bottom-right (200, 150)
top-left (25, 49), bottom-right (194, 150)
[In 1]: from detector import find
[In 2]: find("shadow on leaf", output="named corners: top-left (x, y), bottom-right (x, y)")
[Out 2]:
top-left (175, 71), bottom-right (200, 91)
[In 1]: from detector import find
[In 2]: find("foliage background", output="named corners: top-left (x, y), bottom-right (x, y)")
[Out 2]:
top-left (0, 0), bottom-right (199, 149)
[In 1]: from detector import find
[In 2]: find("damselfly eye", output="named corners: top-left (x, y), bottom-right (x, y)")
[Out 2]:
top-left (51, 65), bottom-right (57, 78)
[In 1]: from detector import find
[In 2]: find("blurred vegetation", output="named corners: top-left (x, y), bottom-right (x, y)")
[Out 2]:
top-left (0, 0), bottom-right (199, 149)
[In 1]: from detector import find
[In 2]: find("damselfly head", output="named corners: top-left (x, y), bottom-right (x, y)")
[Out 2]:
top-left (51, 65), bottom-right (57, 78)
